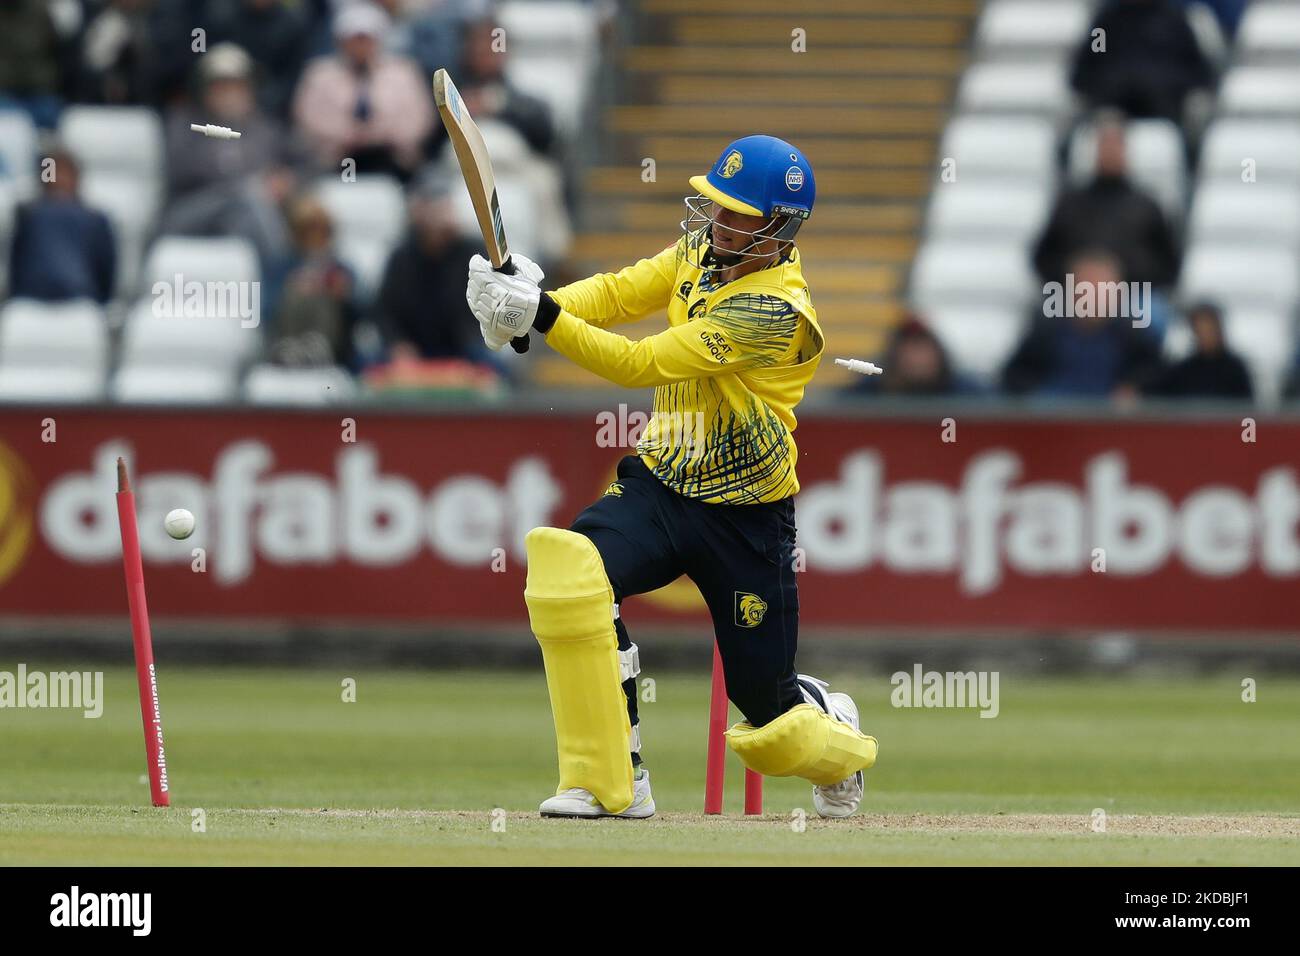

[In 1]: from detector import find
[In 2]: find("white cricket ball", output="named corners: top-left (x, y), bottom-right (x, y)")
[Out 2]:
top-left (164, 508), bottom-right (196, 540)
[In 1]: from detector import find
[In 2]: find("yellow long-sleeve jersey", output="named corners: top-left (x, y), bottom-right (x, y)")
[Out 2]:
top-left (546, 236), bottom-right (824, 504)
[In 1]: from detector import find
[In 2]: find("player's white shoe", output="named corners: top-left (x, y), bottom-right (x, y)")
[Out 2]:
top-left (798, 676), bottom-right (867, 819)
top-left (538, 768), bottom-right (656, 819)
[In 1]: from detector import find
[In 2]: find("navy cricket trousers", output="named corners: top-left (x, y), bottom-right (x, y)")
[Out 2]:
top-left (569, 455), bottom-right (804, 760)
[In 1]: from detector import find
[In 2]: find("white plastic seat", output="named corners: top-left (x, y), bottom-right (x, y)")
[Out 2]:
top-left (910, 239), bottom-right (1038, 308)
top-left (925, 181), bottom-right (1054, 245)
top-left (1219, 67), bottom-right (1300, 115)
top-left (244, 364), bottom-right (357, 405)
top-left (79, 170), bottom-right (161, 298)
top-left (976, 0), bottom-right (1092, 54)
top-left (119, 298), bottom-right (258, 370)
top-left (925, 305), bottom-right (1028, 380)
top-left (1179, 244), bottom-right (1300, 311)
top-left (505, 56), bottom-right (588, 136)
top-left (1187, 181), bottom-right (1300, 248)
top-left (140, 236), bottom-right (260, 293)
top-left (498, 2), bottom-right (597, 134)
top-left (0, 109), bottom-right (38, 200)
top-left (0, 299), bottom-right (109, 401)
top-left (1238, 3), bottom-right (1300, 57)
top-left (112, 366), bottom-right (238, 404)
top-left (957, 63), bottom-right (1071, 114)
top-left (1200, 119), bottom-right (1300, 181)
top-left (0, 298), bottom-right (108, 371)
top-left (59, 106), bottom-right (164, 179)
top-left (314, 175), bottom-right (406, 250)
top-left (1068, 118), bottom-right (1187, 220)
top-left (1225, 309), bottom-right (1295, 404)
top-left (0, 367), bottom-right (105, 401)
top-left (938, 115), bottom-right (1057, 181)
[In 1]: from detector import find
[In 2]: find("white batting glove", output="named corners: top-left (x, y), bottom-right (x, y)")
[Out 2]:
top-left (466, 255), bottom-right (542, 351)
top-left (467, 252), bottom-right (544, 287)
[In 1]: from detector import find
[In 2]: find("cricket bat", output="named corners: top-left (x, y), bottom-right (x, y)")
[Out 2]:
top-left (434, 67), bottom-right (530, 354)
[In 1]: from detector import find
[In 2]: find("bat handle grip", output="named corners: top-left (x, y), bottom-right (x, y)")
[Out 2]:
top-left (496, 256), bottom-right (530, 354)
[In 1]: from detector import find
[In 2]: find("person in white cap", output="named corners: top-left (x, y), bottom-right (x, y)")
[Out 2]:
top-left (291, 2), bottom-right (434, 179)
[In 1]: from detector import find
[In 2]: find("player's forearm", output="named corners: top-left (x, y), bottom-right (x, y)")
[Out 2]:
top-left (548, 248), bottom-right (675, 329)
top-left (534, 297), bottom-right (681, 388)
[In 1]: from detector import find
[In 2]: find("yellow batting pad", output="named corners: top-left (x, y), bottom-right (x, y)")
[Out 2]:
top-left (725, 704), bottom-right (878, 787)
top-left (524, 527), bottom-right (634, 814)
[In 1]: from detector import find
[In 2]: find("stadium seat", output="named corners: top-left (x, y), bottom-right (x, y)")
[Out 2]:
top-left (0, 109), bottom-right (38, 200)
top-left (118, 298), bottom-right (259, 372)
top-left (0, 367), bottom-right (106, 402)
top-left (1219, 66), bottom-right (1300, 115)
top-left (244, 364), bottom-right (358, 405)
top-left (956, 63), bottom-right (1072, 115)
top-left (910, 239), bottom-right (1038, 309)
top-left (1179, 244), bottom-right (1300, 311)
top-left (111, 366), bottom-right (239, 404)
top-left (975, 0), bottom-right (1092, 55)
top-left (314, 175), bottom-right (407, 294)
top-left (140, 236), bottom-right (260, 295)
top-left (1199, 119), bottom-right (1300, 180)
top-left (78, 170), bottom-right (161, 299)
top-left (1238, 3), bottom-right (1300, 58)
top-left (1225, 310), bottom-right (1295, 405)
top-left (924, 180), bottom-right (1054, 247)
top-left (314, 175), bottom-right (406, 250)
top-left (1187, 181), bottom-right (1300, 248)
top-left (938, 115), bottom-right (1057, 181)
top-left (1068, 118), bottom-right (1187, 220)
top-left (926, 305), bottom-right (1028, 381)
top-left (498, 1), bottom-right (599, 134)
top-left (58, 106), bottom-right (165, 180)
top-left (0, 299), bottom-right (109, 401)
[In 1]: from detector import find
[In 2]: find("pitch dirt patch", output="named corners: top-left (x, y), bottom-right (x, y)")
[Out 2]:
top-left (239, 808), bottom-right (1299, 837)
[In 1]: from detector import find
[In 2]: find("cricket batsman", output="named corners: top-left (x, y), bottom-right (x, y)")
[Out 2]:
top-left (465, 135), bottom-right (878, 818)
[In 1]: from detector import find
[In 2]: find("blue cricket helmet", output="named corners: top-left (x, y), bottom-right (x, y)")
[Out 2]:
top-left (688, 134), bottom-right (815, 222)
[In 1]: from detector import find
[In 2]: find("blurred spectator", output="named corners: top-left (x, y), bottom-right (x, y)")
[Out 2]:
top-left (1003, 250), bottom-right (1165, 401)
top-left (1033, 113), bottom-right (1181, 289)
top-left (385, 0), bottom-right (494, 90)
top-left (1149, 303), bottom-right (1253, 400)
top-left (8, 149), bottom-right (116, 304)
top-left (76, 0), bottom-right (196, 107)
top-left (375, 169), bottom-right (485, 361)
top-left (440, 15), bottom-right (557, 157)
top-left (0, 0), bottom-right (65, 128)
top-left (851, 316), bottom-right (984, 398)
top-left (266, 192), bottom-right (361, 369)
top-left (161, 43), bottom-right (299, 266)
top-left (292, 3), bottom-right (434, 180)
top-left (1070, 0), bottom-right (1214, 124)
top-left (208, 0), bottom-right (313, 118)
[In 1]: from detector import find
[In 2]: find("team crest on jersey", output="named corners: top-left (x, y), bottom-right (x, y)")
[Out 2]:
top-left (688, 298), bottom-right (708, 319)
top-left (602, 481), bottom-right (624, 498)
top-left (676, 280), bottom-right (694, 302)
top-left (719, 150), bottom-right (744, 178)
top-left (735, 591), bottom-right (768, 628)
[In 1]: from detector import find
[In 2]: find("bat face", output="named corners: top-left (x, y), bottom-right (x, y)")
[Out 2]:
top-left (434, 68), bottom-right (510, 269)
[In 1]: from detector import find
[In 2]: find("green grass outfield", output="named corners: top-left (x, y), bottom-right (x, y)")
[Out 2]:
top-left (1, 665), bottom-right (1297, 865)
